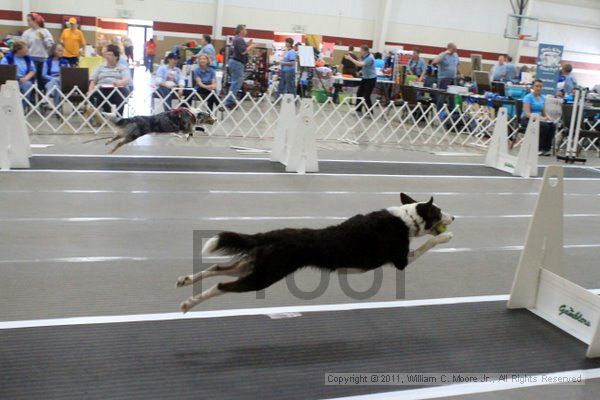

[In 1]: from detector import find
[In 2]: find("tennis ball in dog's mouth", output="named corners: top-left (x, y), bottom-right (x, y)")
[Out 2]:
top-left (435, 224), bottom-right (447, 234)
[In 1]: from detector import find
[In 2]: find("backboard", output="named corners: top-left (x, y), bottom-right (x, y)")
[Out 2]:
top-left (505, 14), bottom-right (539, 41)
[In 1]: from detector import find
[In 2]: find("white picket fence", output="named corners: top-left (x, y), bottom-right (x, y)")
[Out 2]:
top-left (16, 83), bottom-right (600, 153)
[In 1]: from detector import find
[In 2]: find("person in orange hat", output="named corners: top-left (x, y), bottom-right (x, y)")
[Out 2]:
top-left (60, 17), bottom-right (86, 66)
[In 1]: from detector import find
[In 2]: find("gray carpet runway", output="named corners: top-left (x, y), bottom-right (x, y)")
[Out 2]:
top-left (2, 301), bottom-right (599, 400)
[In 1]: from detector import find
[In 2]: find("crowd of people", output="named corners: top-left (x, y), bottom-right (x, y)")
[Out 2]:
top-left (0, 16), bottom-right (586, 155)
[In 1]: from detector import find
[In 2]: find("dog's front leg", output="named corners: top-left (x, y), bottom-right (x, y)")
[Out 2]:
top-left (407, 232), bottom-right (453, 265)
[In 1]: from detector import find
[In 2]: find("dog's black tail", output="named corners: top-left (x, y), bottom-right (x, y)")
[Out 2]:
top-left (202, 232), bottom-right (257, 255)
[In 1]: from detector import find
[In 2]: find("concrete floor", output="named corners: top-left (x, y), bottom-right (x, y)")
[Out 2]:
top-left (2, 134), bottom-right (600, 399)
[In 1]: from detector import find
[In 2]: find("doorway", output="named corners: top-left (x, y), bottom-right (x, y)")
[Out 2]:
top-left (127, 24), bottom-right (154, 63)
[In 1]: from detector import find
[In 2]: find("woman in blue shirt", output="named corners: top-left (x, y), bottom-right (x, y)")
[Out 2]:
top-left (1, 40), bottom-right (36, 102)
top-left (521, 79), bottom-right (556, 156)
top-left (155, 53), bottom-right (185, 112)
top-left (193, 54), bottom-right (218, 112)
top-left (42, 44), bottom-right (70, 108)
top-left (344, 44), bottom-right (377, 115)
top-left (275, 38), bottom-right (296, 98)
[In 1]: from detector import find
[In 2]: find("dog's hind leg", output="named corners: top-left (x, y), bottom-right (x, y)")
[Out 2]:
top-left (180, 284), bottom-right (226, 313)
top-left (105, 135), bottom-right (120, 145)
top-left (176, 259), bottom-right (252, 287)
top-left (179, 271), bottom-right (271, 313)
top-left (110, 138), bottom-right (131, 154)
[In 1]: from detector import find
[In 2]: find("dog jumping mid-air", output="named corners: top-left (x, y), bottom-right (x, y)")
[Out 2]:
top-left (176, 193), bottom-right (454, 313)
top-left (103, 108), bottom-right (216, 154)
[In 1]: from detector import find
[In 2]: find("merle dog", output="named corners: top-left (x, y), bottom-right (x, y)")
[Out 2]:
top-left (104, 108), bottom-right (216, 153)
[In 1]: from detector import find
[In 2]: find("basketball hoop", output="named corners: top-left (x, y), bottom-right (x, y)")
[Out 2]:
top-left (504, 14), bottom-right (539, 41)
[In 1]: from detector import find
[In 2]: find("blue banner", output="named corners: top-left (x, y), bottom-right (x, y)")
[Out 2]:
top-left (536, 43), bottom-right (564, 96)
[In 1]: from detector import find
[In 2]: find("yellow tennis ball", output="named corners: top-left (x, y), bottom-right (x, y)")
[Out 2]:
top-left (436, 224), bottom-right (447, 234)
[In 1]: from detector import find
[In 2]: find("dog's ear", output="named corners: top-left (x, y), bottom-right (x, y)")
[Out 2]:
top-left (400, 193), bottom-right (417, 205)
top-left (427, 196), bottom-right (434, 205)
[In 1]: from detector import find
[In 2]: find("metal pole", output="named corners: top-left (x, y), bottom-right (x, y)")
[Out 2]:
top-left (571, 88), bottom-right (587, 157)
top-left (565, 89), bottom-right (579, 158)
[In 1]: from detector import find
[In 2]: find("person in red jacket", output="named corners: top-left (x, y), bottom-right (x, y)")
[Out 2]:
top-left (144, 38), bottom-right (157, 73)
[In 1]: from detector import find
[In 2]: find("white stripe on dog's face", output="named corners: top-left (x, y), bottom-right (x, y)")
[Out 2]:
top-left (388, 199), bottom-right (454, 238)
top-left (387, 204), bottom-right (426, 238)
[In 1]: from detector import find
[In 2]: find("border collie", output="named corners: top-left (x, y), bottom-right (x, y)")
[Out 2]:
top-left (176, 193), bottom-right (454, 312)
top-left (103, 108), bottom-right (216, 153)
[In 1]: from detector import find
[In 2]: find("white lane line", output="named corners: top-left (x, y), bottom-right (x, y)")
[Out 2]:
top-left (1, 189), bottom-right (599, 197)
top-left (322, 368), bottom-right (600, 400)
top-left (6, 169), bottom-right (600, 180)
top-left (2, 244), bottom-right (599, 265)
top-left (1, 214), bottom-right (599, 222)
top-left (2, 290), bottom-right (600, 330)
top-left (0, 295), bottom-right (517, 330)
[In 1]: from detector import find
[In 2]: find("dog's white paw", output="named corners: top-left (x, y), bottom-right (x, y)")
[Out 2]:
top-left (180, 299), bottom-right (194, 314)
top-left (176, 275), bottom-right (193, 288)
top-left (433, 232), bottom-right (453, 244)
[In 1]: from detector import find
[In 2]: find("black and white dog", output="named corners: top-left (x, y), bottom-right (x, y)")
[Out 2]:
top-left (103, 108), bottom-right (216, 153)
top-left (176, 193), bottom-right (454, 312)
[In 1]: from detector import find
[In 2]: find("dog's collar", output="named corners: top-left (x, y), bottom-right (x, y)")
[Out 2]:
top-left (172, 108), bottom-right (197, 130)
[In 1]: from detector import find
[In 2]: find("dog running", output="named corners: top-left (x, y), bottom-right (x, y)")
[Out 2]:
top-left (176, 193), bottom-right (454, 313)
top-left (103, 108), bottom-right (216, 153)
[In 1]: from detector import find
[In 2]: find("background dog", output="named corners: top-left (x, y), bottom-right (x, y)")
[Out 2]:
top-left (176, 193), bottom-right (454, 312)
top-left (103, 108), bottom-right (216, 153)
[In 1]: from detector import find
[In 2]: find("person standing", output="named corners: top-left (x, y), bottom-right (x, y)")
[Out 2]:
top-left (123, 37), bottom-right (134, 64)
top-left (193, 54), bottom-right (218, 112)
top-left (407, 48), bottom-right (426, 82)
top-left (491, 54), bottom-right (507, 81)
top-left (275, 37), bottom-right (296, 98)
top-left (60, 17), bottom-right (86, 66)
top-left (23, 13), bottom-right (54, 93)
top-left (224, 24), bottom-right (256, 109)
top-left (559, 63), bottom-right (577, 97)
top-left (144, 38), bottom-right (157, 73)
top-left (344, 44), bottom-right (377, 115)
top-left (341, 45), bottom-right (359, 77)
top-left (199, 34), bottom-right (216, 66)
top-left (521, 79), bottom-right (556, 156)
top-left (155, 53), bottom-right (185, 111)
top-left (432, 42), bottom-right (460, 109)
top-left (504, 55), bottom-right (517, 83)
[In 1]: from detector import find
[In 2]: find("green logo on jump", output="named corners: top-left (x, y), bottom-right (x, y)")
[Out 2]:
top-left (558, 304), bottom-right (591, 327)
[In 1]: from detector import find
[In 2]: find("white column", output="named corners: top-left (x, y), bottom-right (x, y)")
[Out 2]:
top-left (22, 0), bottom-right (30, 24)
top-left (373, 0), bottom-right (392, 52)
top-left (213, 0), bottom-right (225, 40)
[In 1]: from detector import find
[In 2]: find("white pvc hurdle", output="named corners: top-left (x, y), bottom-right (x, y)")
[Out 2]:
top-left (286, 98), bottom-right (318, 173)
top-left (270, 96), bottom-right (318, 174)
top-left (508, 165), bottom-right (600, 358)
top-left (0, 81), bottom-right (31, 170)
top-left (270, 94), bottom-right (295, 165)
top-left (485, 108), bottom-right (539, 178)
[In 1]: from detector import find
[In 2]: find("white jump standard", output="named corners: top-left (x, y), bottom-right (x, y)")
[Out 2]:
top-left (508, 165), bottom-right (600, 358)
top-left (0, 80), bottom-right (31, 170)
top-left (485, 108), bottom-right (539, 178)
